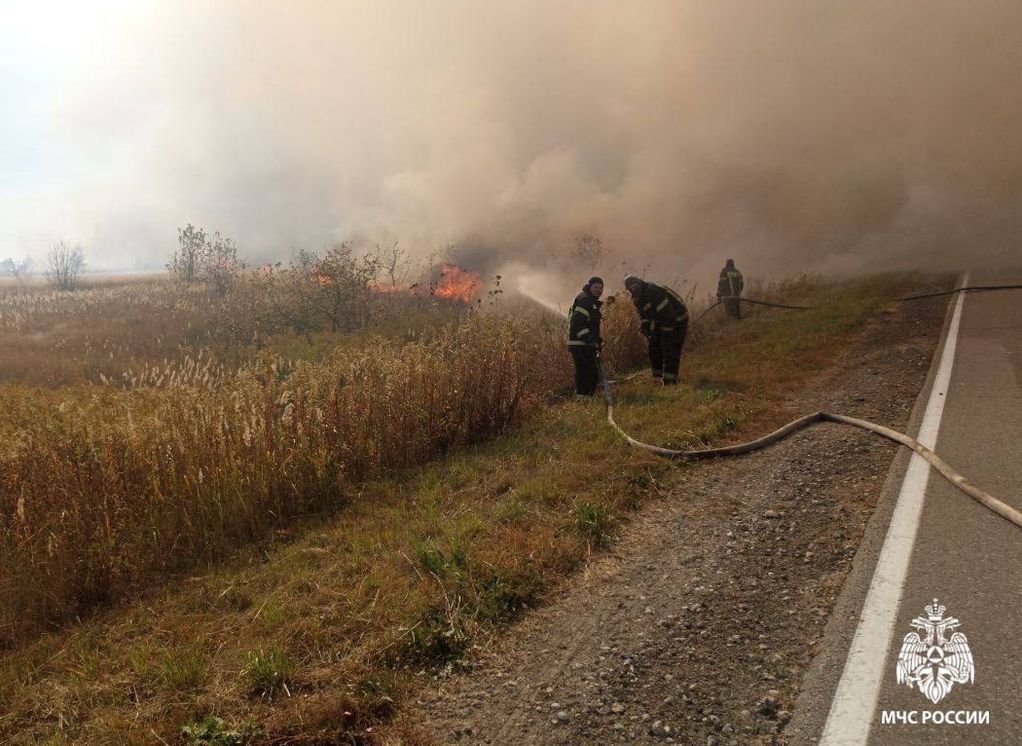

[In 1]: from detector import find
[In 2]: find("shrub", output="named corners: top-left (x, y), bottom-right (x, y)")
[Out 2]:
top-left (403, 607), bottom-right (470, 664)
top-left (168, 224), bottom-right (244, 295)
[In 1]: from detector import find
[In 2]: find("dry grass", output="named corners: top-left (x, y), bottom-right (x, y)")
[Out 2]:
top-left (0, 278), bottom-right (205, 386)
top-left (0, 272), bottom-right (478, 388)
top-left (0, 272), bottom-right (946, 744)
top-left (0, 277), bottom-right (646, 644)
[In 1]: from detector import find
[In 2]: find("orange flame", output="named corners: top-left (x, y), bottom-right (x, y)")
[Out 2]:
top-left (432, 263), bottom-right (483, 303)
top-left (368, 263), bottom-right (483, 303)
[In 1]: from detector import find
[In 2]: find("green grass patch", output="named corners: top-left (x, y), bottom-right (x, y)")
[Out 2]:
top-left (244, 649), bottom-right (295, 699)
top-left (161, 643), bottom-right (207, 691)
top-left (181, 716), bottom-right (260, 746)
top-left (573, 501), bottom-right (615, 547)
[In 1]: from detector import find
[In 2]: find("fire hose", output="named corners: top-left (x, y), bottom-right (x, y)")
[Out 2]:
top-left (597, 366), bottom-right (1022, 529)
top-left (588, 284), bottom-right (1022, 531)
top-left (694, 284), bottom-right (1022, 324)
top-left (693, 297), bottom-right (817, 324)
top-left (895, 284), bottom-right (1022, 302)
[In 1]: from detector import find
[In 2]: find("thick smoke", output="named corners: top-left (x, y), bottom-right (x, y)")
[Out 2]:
top-left (8, 0), bottom-right (1022, 280)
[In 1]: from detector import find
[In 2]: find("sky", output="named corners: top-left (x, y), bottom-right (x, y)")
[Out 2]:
top-left (1, 0), bottom-right (1020, 280)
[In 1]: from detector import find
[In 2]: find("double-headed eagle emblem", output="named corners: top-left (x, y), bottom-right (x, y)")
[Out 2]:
top-left (896, 598), bottom-right (974, 704)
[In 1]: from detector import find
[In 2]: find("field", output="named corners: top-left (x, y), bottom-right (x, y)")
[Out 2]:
top-left (0, 268), bottom-right (939, 744)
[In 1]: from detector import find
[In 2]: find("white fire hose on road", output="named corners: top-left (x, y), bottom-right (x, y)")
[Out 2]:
top-left (578, 284), bottom-right (1022, 531)
top-left (597, 366), bottom-right (1022, 530)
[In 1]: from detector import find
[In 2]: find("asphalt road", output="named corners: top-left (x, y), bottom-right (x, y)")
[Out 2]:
top-left (792, 270), bottom-right (1022, 745)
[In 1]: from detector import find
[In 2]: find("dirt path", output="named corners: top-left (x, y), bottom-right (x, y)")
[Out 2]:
top-left (403, 296), bottom-right (946, 746)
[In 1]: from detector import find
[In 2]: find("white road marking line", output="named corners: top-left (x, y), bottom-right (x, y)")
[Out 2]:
top-left (819, 272), bottom-right (970, 745)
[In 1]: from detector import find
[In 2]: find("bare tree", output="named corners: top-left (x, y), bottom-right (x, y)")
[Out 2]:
top-left (46, 242), bottom-right (85, 291)
top-left (376, 241), bottom-right (410, 287)
top-left (11, 256), bottom-right (33, 283)
top-left (572, 233), bottom-right (605, 271)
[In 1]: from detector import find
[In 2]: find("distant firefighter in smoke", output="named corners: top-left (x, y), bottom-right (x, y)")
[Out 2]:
top-left (717, 259), bottom-right (744, 319)
top-left (624, 275), bottom-right (688, 385)
top-left (567, 276), bottom-right (604, 397)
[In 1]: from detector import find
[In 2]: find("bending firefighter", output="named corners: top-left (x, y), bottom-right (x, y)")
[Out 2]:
top-left (624, 275), bottom-right (688, 385)
top-left (717, 259), bottom-right (744, 319)
top-left (567, 276), bottom-right (604, 397)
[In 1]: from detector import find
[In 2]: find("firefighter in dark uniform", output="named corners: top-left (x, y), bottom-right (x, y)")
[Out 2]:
top-left (623, 275), bottom-right (688, 384)
top-left (567, 277), bottom-right (604, 397)
top-left (717, 259), bottom-right (744, 319)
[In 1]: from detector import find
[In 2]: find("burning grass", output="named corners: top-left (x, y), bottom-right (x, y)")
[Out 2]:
top-left (0, 272), bottom-right (946, 744)
top-left (0, 262), bottom-right (484, 389)
top-left (372, 263), bottom-right (485, 304)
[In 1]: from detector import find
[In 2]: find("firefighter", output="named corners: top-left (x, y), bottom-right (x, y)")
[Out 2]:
top-left (567, 276), bottom-right (604, 397)
top-left (623, 275), bottom-right (688, 385)
top-left (717, 258), bottom-right (744, 319)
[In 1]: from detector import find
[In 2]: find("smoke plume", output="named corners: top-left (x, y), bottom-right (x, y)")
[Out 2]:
top-left (5, 0), bottom-right (1021, 281)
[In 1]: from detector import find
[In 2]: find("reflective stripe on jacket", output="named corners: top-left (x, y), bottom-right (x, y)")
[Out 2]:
top-left (633, 282), bottom-right (688, 335)
top-left (568, 290), bottom-right (602, 347)
top-left (718, 269), bottom-right (744, 297)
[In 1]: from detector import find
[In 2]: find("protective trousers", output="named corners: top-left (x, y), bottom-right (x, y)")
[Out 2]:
top-left (648, 323), bottom-right (687, 384)
top-left (570, 345), bottom-right (599, 396)
top-left (725, 297), bottom-right (742, 319)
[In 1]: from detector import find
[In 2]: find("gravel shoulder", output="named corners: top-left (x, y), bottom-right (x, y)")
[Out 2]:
top-left (404, 296), bottom-right (947, 746)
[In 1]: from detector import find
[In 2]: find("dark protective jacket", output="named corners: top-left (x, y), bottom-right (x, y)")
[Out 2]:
top-left (631, 282), bottom-right (688, 338)
top-left (718, 266), bottom-right (744, 298)
top-left (568, 289), bottom-right (602, 348)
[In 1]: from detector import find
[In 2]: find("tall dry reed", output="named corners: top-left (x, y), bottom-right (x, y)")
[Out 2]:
top-left (0, 306), bottom-right (643, 644)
